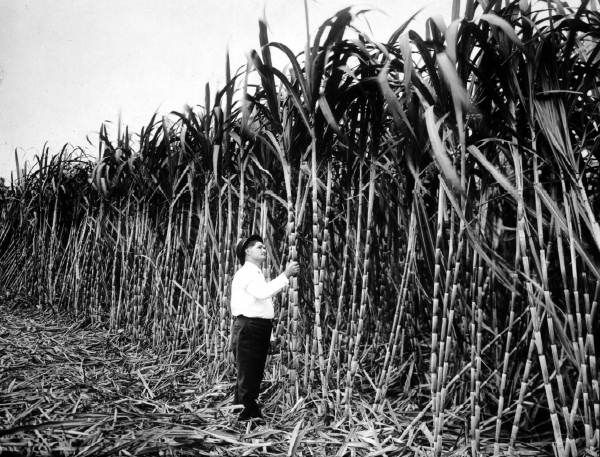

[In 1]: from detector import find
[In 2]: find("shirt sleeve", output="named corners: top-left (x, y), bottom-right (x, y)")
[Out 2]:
top-left (245, 272), bottom-right (289, 300)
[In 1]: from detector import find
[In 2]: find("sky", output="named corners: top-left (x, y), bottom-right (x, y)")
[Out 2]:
top-left (0, 0), bottom-right (451, 180)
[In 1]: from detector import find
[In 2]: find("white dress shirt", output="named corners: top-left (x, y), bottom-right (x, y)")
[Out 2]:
top-left (230, 262), bottom-right (289, 319)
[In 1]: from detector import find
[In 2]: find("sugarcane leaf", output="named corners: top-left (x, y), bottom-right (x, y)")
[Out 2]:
top-left (378, 62), bottom-right (416, 138)
top-left (310, 8), bottom-right (353, 104)
top-left (468, 145), bottom-right (518, 200)
top-left (535, 185), bottom-right (600, 280)
top-left (287, 420), bottom-right (304, 457)
top-left (264, 189), bottom-right (287, 207)
top-left (424, 106), bottom-right (464, 195)
top-left (241, 54), bottom-right (253, 132)
top-left (317, 94), bottom-right (342, 135)
top-left (445, 19), bottom-right (462, 62)
top-left (479, 13), bottom-right (523, 47)
top-left (387, 8), bottom-right (423, 45)
top-left (268, 66), bottom-right (311, 132)
top-left (547, 0), bottom-right (567, 15)
top-left (441, 179), bottom-right (512, 287)
top-left (250, 50), bottom-right (281, 128)
top-left (259, 16), bottom-right (273, 69)
top-left (436, 51), bottom-right (471, 110)
top-left (249, 154), bottom-right (274, 181)
top-left (452, 0), bottom-right (461, 20)
top-left (409, 31), bottom-right (444, 102)
top-left (398, 33), bottom-right (413, 101)
top-left (260, 130), bottom-right (291, 199)
top-left (267, 41), bottom-right (311, 104)
top-left (429, 14), bottom-right (448, 35)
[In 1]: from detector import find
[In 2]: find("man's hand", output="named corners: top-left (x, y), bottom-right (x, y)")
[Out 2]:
top-left (284, 261), bottom-right (300, 278)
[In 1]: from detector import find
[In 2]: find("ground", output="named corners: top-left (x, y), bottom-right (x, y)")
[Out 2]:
top-left (0, 299), bottom-right (409, 456)
top-left (0, 299), bottom-right (553, 456)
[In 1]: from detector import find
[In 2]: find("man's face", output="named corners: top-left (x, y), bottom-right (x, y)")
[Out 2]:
top-left (245, 241), bottom-right (267, 264)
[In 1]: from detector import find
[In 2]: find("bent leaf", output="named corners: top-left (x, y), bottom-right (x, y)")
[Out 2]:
top-left (436, 51), bottom-right (471, 110)
top-left (424, 106), bottom-right (464, 195)
top-left (468, 145), bottom-right (518, 200)
top-left (480, 13), bottom-right (523, 47)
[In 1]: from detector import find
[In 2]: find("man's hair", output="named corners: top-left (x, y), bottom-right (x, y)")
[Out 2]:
top-left (245, 238), bottom-right (262, 250)
top-left (235, 234), bottom-right (263, 265)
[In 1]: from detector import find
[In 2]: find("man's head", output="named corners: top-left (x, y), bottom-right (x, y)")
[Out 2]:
top-left (236, 234), bottom-right (266, 265)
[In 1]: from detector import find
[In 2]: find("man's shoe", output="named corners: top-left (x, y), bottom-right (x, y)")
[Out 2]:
top-left (238, 407), bottom-right (253, 421)
top-left (238, 403), bottom-right (262, 421)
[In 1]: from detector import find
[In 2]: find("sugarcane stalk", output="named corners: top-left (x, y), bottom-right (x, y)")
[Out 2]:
top-left (310, 138), bottom-right (327, 407)
top-left (343, 162), bottom-right (375, 414)
top-left (514, 150), bottom-right (565, 457)
top-left (374, 203), bottom-right (416, 412)
top-left (325, 192), bottom-right (352, 409)
top-left (345, 164), bottom-right (364, 393)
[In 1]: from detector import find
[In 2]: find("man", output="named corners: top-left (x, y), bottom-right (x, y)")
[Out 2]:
top-left (230, 234), bottom-right (299, 421)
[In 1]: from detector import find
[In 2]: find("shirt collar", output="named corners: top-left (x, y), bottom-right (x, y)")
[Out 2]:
top-left (243, 262), bottom-right (262, 273)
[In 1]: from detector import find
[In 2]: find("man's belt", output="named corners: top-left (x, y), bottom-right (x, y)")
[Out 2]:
top-left (235, 315), bottom-right (272, 324)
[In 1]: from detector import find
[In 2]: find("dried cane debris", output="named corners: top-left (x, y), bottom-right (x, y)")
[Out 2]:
top-left (0, 299), bottom-right (552, 456)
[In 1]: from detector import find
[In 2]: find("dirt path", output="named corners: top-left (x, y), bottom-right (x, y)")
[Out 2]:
top-left (0, 299), bottom-right (313, 456)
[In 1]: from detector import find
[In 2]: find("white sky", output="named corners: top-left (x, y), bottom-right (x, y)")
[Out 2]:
top-left (0, 0), bottom-right (450, 180)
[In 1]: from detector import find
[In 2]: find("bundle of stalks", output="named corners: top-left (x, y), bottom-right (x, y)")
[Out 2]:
top-left (1, 0), bottom-right (599, 454)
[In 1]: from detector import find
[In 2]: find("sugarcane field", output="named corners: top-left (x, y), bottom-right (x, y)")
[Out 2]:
top-left (0, 0), bottom-right (599, 455)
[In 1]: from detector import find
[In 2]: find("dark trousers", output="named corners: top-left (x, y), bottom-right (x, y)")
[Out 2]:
top-left (231, 316), bottom-right (272, 408)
